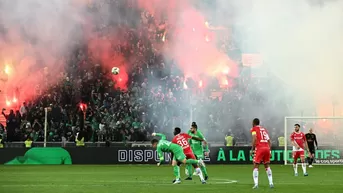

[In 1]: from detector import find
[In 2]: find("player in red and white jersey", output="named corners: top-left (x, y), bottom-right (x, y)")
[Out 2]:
top-left (290, 124), bottom-right (309, 176)
top-left (250, 118), bottom-right (274, 189)
top-left (171, 127), bottom-right (206, 184)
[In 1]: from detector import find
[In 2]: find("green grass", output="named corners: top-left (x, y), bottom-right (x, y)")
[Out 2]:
top-left (1, 165), bottom-right (342, 193)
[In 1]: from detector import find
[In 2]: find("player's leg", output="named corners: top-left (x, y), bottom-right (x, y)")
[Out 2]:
top-left (192, 164), bottom-right (205, 182)
top-left (184, 153), bottom-right (194, 180)
top-left (171, 158), bottom-right (181, 184)
top-left (300, 151), bottom-right (308, 176)
top-left (181, 158), bottom-right (205, 184)
top-left (308, 149), bottom-right (315, 167)
top-left (307, 150), bottom-right (312, 168)
top-left (172, 161), bottom-right (183, 184)
top-left (252, 163), bottom-right (259, 189)
top-left (293, 151), bottom-right (299, 176)
top-left (188, 153), bottom-right (206, 182)
top-left (179, 153), bottom-right (205, 167)
top-left (307, 153), bottom-right (312, 167)
top-left (252, 150), bottom-right (261, 189)
top-left (178, 152), bottom-right (206, 184)
top-left (195, 154), bottom-right (209, 180)
top-left (264, 163), bottom-right (274, 188)
top-left (263, 149), bottom-right (274, 188)
top-left (183, 158), bottom-right (202, 165)
top-left (185, 153), bottom-right (198, 180)
top-left (187, 149), bottom-right (196, 177)
top-left (185, 164), bottom-right (193, 179)
top-left (310, 151), bottom-right (315, 166)
top-left (175, 150), bottom-right (200, 165)
top-left (306, 147), bottom-right (312, 168)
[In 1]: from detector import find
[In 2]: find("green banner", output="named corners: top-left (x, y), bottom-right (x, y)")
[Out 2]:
top-left (1, 146), bottom-right (342, 165)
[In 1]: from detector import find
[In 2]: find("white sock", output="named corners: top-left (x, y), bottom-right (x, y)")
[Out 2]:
top-left (266, 167), bottom-right (273, 185)
top-left (253, 168), bottom-right (259, 185)
top-left (196, 168), bottom-right (205, 181)
top-left (293, 163), bottom-right (298, 174)
top-left (302, 163), bottom-right (307, 174)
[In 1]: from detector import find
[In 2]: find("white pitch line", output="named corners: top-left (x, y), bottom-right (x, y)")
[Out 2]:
top-left (0, 184), bottom-right (229, 187)
top-left (0, 179), bottom-right (239, 187)
top-left (4, 179), bottom-right (338, 187)
top-left (211, 179), bottom-right (238, 184)
top-left (1, 183), bottom-right (340, 187)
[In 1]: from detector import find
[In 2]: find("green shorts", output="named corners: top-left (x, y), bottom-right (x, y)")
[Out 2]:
top-left (173, 150), bottom-right (186, 162)
top-left (193, 150), bottom-right (204, 159)
top-left (195, 154), bottom-right (204, 160)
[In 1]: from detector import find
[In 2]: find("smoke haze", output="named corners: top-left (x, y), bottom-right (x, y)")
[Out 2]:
top-left (160, 0), bottom-right (343, 139)
top-left (1, 0), bottom-right (342, 141)
top-left (218, 0), bottom-right (343, 116)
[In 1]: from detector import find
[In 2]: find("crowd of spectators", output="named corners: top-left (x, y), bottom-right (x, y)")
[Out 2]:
top-left (0, 0), bottom-right (287, 144)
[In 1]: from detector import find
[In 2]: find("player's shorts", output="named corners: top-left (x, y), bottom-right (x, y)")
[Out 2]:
top-left (193, 150), bottom-right (204, 160)
top-left (184, 152), bottom-right (196, 160)
top-left (173, 150), bottom-right (186, 162)
top-left (293, 150), bottom-right (305, 160)
top-left (195, 154), bottom-right (204, 160)
top-left (253, 147), bottom-right (271, 164)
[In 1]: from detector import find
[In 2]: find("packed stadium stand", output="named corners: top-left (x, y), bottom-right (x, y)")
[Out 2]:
top-left (0, 0), bottom-right (287, 145)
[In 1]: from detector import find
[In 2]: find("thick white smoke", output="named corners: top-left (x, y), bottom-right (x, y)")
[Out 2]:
top-left (214, 0), bottom-right (343, 116)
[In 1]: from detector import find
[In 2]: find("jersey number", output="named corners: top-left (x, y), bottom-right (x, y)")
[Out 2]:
top-left (259, 131), bottom-right (269, 142)
top-left (177, 138), bottom-right (188, 147)
top-left (160, 141), bottom-right (171, 146)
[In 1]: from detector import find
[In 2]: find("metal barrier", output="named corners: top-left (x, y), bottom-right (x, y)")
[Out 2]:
top-left (4, 142), bottom-right (126, 148)
top-left (2, 141), bottom-right (234, 148)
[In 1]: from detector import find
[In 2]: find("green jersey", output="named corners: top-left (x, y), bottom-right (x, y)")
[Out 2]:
top-left (155, 133), bottom-right (184, 162)
top-left (188, 130), bottom-right (209, 155)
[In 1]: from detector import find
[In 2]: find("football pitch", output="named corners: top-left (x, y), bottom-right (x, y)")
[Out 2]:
top-left (1, 165), bottom-right (342, 193)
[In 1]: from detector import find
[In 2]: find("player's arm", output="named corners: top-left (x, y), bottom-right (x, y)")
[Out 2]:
top-left (265, 130), bottom-right (272, 149)
top-left (268, 139), bottom-right (272, 149)
top-left (291, 140), bottom-right (299, 148)
top-left (267, 138), bottom-right (272, 157)
top-left (197, 130), bottom-right (209, 152)
top-left (191, 136), bottom-right (207, 146)
top-left (314, 134), bottom-right (318, 148)
top-left (251, 130), bottom-right (257, 150)
top-left (250, 130), bottom-right (257, 157)
top-left (188, 133), bottom-right (204, 141)
top-left (171, 136), bottom-right (177, 144)
top-left (153, 133), bottom-right (167, 140)
top-left (156, 146), bottom-right (164, 166)
top-left (187, 131), bottom-right (193, 145)
top-left (303, 135), bottom-right (310, 152)
top-left (190, 136), bottom-right (204, 141)
top-left (187, 134), bottom-right (207, 146)
top-left (305, 141), bottom-right (309, 152)
top-left (290, 133), bottom-right (300, 149)
top-left (203, 141), bottom-right (209, 152)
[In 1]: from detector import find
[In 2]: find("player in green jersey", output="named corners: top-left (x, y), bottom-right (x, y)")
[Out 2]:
top-left (185, 122), bottom-right (209, 180)
top-left (151, 132), bottom-right (205, 184)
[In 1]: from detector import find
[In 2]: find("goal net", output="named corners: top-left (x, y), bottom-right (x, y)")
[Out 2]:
top-left (284, 117), bottom-right (343, 165)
